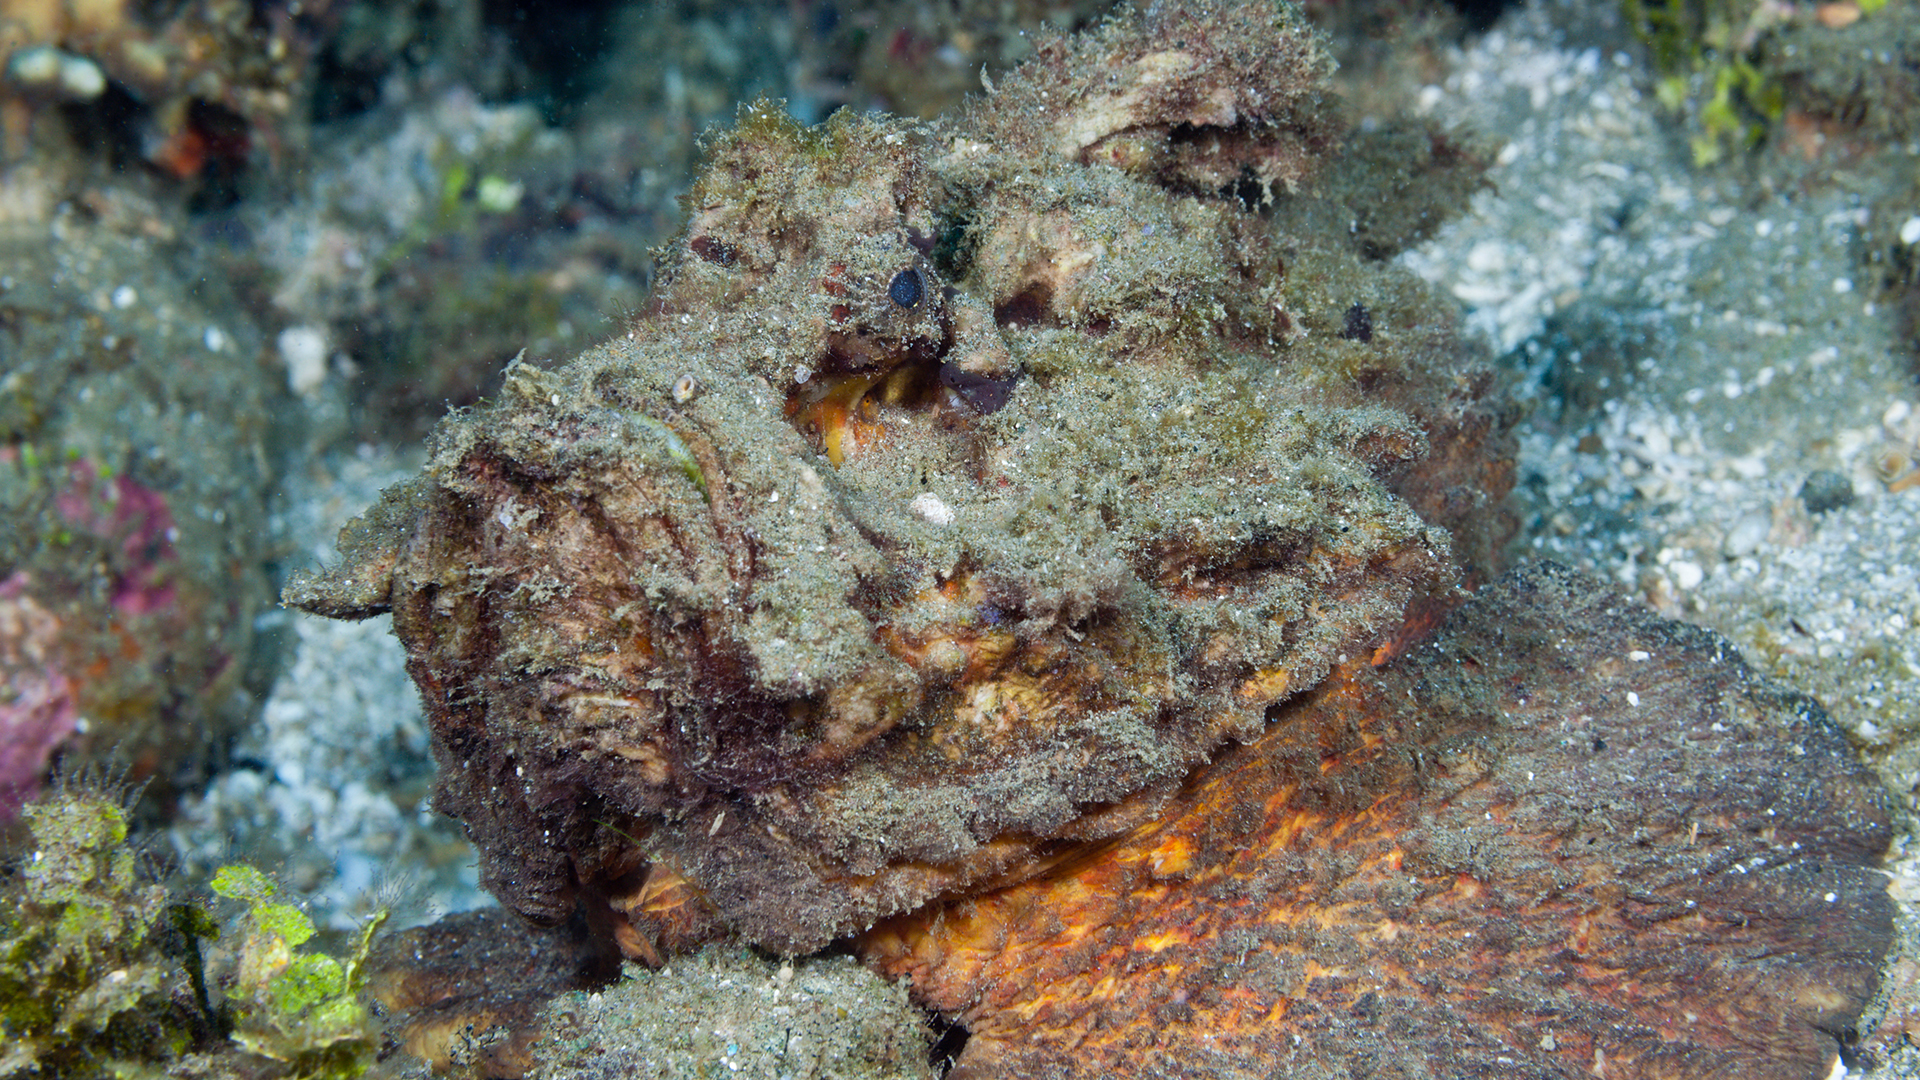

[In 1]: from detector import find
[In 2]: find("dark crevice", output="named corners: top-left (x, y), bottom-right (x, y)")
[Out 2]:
top-left (928, 1013), bottom-right (970, 1076)
top-left (1448, 0), bottom-right (1522, 34)
top-left (477, 0), bottom-right (627, 124)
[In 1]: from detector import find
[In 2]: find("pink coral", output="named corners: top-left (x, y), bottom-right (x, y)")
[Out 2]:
top-left (53, 461), bottom-right (180, 616)
top-left (0, 572), bottom-right (78, 819)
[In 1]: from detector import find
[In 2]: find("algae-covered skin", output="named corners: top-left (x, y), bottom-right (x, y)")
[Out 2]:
top-left (286, 0), bottom-right (1511, 955)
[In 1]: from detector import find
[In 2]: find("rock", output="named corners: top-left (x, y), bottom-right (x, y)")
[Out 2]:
top-left (1799, 468), bottom-right (1856, 514)
top-left (0, 222), bottom-right (283, 816)
top-left (363, 909), bottom-right (618, 1077)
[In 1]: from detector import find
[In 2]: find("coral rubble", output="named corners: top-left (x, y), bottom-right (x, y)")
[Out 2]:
top-left (525, 946), bottom-right (935, 1080)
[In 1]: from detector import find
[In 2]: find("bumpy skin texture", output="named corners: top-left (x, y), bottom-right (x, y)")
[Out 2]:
top-left (863, 562), bottom-right (1895, 1080)
top-left (286, 0), bottom-right (1512, 956)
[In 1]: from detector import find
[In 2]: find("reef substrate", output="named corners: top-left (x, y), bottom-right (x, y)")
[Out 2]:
top-left (0, 219), bottom-right (283, 817)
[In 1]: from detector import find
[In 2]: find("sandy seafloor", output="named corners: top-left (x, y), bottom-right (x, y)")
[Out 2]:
top-left (155, 0), bottom-right (1920, 1073)
top-left (1396, 4), bottom-right (1920, 1069)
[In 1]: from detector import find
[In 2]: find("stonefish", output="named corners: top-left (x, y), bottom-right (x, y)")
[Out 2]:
top-left (289, 3), bottom-right (1893, 1077)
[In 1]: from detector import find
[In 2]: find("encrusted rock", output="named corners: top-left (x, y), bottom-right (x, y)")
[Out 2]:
top-left (0, 224), bottom-right (281, 817)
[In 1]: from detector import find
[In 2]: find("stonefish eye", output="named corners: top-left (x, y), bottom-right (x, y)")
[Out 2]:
top-left (888, 268), bottom-right (922, 308)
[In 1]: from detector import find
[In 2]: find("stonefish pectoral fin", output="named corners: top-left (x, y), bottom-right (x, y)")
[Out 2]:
top-left (861, 561), bottom-right (1894, 1080)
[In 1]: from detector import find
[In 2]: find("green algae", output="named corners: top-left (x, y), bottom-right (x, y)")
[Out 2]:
top-left (1627, 0), bottom-right (1920, 164)
top-left (1, 786), bottom-right (189, 1078)
top-left (0, 785), bottom-right (396, 1080)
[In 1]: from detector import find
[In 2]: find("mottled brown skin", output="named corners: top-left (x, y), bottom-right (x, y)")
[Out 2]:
top-left (964, 0), bottom-right (1340, 197)
top-left (862, 562), bottom-right (1894, 1080)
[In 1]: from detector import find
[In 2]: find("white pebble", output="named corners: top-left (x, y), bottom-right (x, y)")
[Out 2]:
top-left (6, 45), bottom-right (104, 100)
top-left (57, 53), bottom-right (103, 99)
top-left (1902, 216), bottom-right (1920, 245)
top-left (5, 45), bottom-right (60, 86)
top-left (1465, 240), bottom-right (1507, 274)
top-left (1669, 560), bottom-right (1704, 591)
top-left (1724, 512), bottom-right (1771, 558)
top-left (278, 326), bottom-right (329, 396)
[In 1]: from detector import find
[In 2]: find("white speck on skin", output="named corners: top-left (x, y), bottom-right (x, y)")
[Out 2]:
top-left (911, 492), bottom-right (955, 525)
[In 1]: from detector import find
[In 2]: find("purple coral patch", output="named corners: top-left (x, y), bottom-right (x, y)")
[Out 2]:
top-left (54, 462), bottom-right (180, 616)
top-left (0, 572), bottom-right (80, 820)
